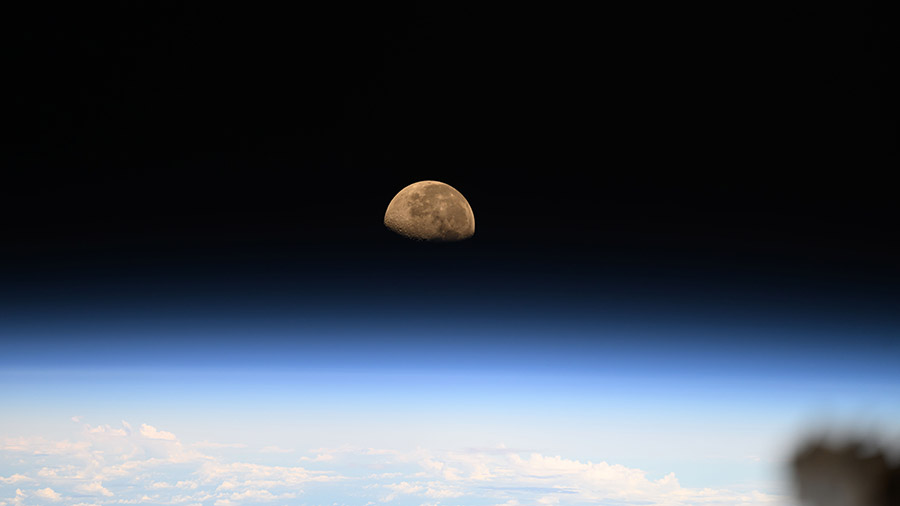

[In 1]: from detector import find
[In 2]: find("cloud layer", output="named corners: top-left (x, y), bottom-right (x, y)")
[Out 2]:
top-left (0, 420), bottom-right (786, 506)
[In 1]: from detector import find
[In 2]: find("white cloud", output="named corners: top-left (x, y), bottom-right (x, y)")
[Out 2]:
top-left (382, 481), bottom-right (423, 502)
top-left (0, 420), bottom-right (787, 506)
top-left (33, 488), bottom-right (61, 501)
top-left (0, 475), bottom-right (32, 485)
top-left (229, 489), bottom-right (297, 501)
top-left (1, 436), bottom-right (90, 455)
top-left (380, 480), bottom-right (464, 502)
top-left (424, 483), bottom-right (464, 499)
top-left (139, 424), bottom-right (176, 441)
top-left (116, 495), bottom-right (153, 504)
top-left (298, 453), bottom-right (333, 462)
top-left (87, 424), bottom-right (127, 436)
top-left (75, 482), bottom-right (113, 497)
top-left (199, 461), bottom-right (340, 488)
top-left (402, 449), bottom-right (787, 505)
top-left (38, 465), bottom-right (88, 480)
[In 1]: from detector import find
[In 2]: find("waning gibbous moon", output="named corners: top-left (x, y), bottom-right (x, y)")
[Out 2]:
top-left (384, 180), bottom-right (475, 241)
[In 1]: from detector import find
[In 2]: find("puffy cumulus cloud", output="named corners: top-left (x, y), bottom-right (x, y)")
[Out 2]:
top-left (75, 482), bottom-right (113, 497)
top-left (383, 481), bottom-right (423, 501)
top-left (33, 487), bottom-right (61, 501)
top-left (8, 489), bottom-right (26, 506)
top-left (86, 424), bottom-right (127, 437)
top-left (139, 424), bottom-right (176, 441)
top-left (0, 475), bottom-right (33, 485)
top-left (1, 422), bottom-right (216, 504)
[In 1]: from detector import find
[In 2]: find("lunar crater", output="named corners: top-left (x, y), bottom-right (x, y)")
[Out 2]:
top-left (384, 181), bottom-right (475, 242)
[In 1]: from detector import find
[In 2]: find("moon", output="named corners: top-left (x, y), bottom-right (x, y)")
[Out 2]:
top-left (384, 180), bottom-right (475, 241)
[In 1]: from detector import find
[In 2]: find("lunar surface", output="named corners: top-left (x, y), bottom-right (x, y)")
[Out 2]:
top-left (384, 180), bottom-right (475, 241)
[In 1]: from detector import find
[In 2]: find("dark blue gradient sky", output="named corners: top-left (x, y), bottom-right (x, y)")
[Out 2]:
top-left (3, 241), bottom-right (898, 383)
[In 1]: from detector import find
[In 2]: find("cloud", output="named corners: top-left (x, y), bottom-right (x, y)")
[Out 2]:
top-left (199, 461), bottom-right (339, 487)
top-left (298, 453), bottom-right (333, 462)
top-left (33, 488), bottom-right (61, 501)
top-left (0, 475), bottom-right (33, 485)
top-left (0, 436), bottom-right (90, 456)
top-left (139, 424), bottom-right (176, 441)
top-left (383, 481), bottom-right (423, 501)
top-left (390, 448), bottom-right (786, 505)
top-left (380, 481), bottom-right (464, 502)
top-left (75, 482), bottom-right (113, 497)
top-left (87, 424), bottom-right (127, 436)
top-left (0, 420), bottom-right (785, 506)
top-left (229, 489), bottom-right (297, 501)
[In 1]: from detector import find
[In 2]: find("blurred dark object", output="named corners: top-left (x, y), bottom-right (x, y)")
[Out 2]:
top-left (793, 439), bottom-right (900, 506)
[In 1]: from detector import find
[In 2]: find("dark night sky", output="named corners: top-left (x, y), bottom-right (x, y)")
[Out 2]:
top-left (1, 0), bottom-right (898, 323)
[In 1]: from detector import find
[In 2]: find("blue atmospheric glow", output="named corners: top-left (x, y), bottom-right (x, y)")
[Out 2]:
top-left (1, 283), bottom-right (898, 505)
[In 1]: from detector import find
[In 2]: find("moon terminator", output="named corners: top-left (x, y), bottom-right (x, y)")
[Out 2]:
top-left (384, 180), bottom-right (475, 241)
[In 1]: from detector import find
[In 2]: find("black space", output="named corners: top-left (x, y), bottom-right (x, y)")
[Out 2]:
top-left (1, 1), bottom-right (898, 292)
